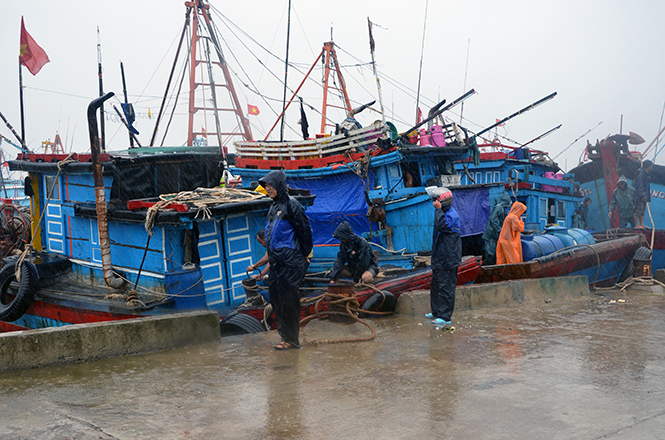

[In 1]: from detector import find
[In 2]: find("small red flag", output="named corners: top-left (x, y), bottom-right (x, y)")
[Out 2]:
top-left (201, 127), bottom-right (207, 138)
top-left (495, 118), bottom-right (505, 127)
top-left (19, 17), bottom-right (50, 76)
top-left (247, 104), bottom-right (260, 116)
top-left (417, 107), bottom-right (423, 124)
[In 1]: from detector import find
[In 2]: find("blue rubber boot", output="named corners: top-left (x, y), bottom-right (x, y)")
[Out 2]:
top-left (431, 318), bottom-right (451, 326)
top-left (425, 313), bottom-right (434, 319)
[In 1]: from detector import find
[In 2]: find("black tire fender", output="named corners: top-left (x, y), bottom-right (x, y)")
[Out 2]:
top-left (220, 313), bottom-right (267, 336)
top-left (359, 290), bottom-right (397, 318)
top-left (0, 259), bottom-right (39, 322)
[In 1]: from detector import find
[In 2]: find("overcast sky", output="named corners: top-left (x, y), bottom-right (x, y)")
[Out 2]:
top-left (2, 0), bottom-right (664, 172)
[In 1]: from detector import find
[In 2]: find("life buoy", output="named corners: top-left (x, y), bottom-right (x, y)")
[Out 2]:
top-left (0, 259), bottom-right (38, 322)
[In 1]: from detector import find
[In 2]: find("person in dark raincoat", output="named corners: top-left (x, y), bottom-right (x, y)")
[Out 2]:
top-left (328, 221), bottom-right (379, 283)
top-left (481, 193), bottom-right (512, 265)
top-left (608, 175), bottom-right (634, 228)
top-left (633, 160), bottom-right (653, 228)
top-left (571, 197), bottom-right (591, 229)
top-left (258, 171), bottom-right (313, 350)
top-left (427, 189), bottom-right (461, 327)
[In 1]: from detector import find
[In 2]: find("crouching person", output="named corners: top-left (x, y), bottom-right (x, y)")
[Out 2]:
top-left (329, 221), bottom-right (379, 284)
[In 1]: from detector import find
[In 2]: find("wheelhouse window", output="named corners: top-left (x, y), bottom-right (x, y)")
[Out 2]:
top-left (557, 200), bottom-right (565, 219)
top-left (45, 175), bottom-right (60, 201)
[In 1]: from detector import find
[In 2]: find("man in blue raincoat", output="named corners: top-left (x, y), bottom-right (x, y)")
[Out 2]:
top-left (259, 171), bottom-right (312, 350)
top-left (481, 193), bottom-right (512, 265)
top-left (427, 189), bottom-right (461, 327)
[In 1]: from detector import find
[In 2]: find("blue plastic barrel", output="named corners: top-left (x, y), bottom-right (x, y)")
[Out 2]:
top-left (567, 228), bottom-right (595, 245)
top-left (521, 236), bottom-right (543, 261)
top-left (550, 233), bottom-right (575, 249)
top-left (532, 234), bottom-right (564, 256)
top-left (165, 266), bottom-right (207, 310)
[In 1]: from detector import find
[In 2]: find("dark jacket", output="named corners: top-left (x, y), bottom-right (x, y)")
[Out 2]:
top-left (259, 171), bottom-right (313, 268)
top-left (482, 193), bottom-right (512, 243)
top-left (571, 202), bottom-right (589, 229)
top-left (432, 205), bottom-right (462, 270)
top-left (609, 186), bottom-right (634, 219)
top-left (329, 221), bottom-right (378, 281)
top-left (634, 167), bottom-right (651, 203)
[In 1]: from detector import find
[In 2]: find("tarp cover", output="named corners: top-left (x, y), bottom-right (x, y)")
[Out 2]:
top-left (110, 154), bottom-right (223, 201)
top-left (287, 172), bottom-right (374, 245)
top-left (451, 186), bottom-right (490, 237)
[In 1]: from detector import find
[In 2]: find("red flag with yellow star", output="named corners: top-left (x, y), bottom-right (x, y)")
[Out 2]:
top-left (19, 17), bottom-right (50, 76)
top-left (247, 104), bottom-right (260, 116)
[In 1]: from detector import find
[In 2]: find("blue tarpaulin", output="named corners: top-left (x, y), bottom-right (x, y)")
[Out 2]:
top-left (287, 172), bottom-right (374, 245)
top-left (451, 186), bottom-right (490, 237)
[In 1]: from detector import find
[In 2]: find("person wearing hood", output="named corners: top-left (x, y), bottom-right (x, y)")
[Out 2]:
top-left (496, 202), bottom-right (526, 265)
top-left (608, 175), bottom-right (634, 228)
top-left (481, 193), bottom-right (512, 265)
top-left (571, 197), bottom-right (591, 229)
top-left (329, 221), bottom-right (379, 283)
top-left (258, 170), bottom-right (313, 350)
top-left (633, 160), bottom-right (653, 228)
top-left (427, 189), bottom-right (461, 327)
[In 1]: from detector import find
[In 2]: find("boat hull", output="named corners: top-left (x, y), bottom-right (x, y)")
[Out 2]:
top-left (475, 235), bottom-right (643, 287)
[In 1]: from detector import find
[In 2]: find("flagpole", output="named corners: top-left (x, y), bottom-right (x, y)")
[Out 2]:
top-left (18, 64), bottom-right (26, 146)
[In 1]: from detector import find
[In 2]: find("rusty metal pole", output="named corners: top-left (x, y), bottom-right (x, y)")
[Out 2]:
top-left (88, 92), bottom-right (125, 289)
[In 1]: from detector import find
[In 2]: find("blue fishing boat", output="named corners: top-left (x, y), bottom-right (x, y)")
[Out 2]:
top-left (568, 133), bottom-right (665, 272)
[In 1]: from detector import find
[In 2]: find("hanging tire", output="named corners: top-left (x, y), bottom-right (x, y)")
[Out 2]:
top-left (219, 313), bottom-right (266, 336)
top-left (359, 290), bottom-right (397, 318)
top-left (0, 260), bottom-right (39, 322)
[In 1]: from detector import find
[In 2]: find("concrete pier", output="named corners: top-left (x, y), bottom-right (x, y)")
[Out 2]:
top-left (397, 275), bottom-right (590, 316)
top-left (0, 311), bottom-right (221, 372)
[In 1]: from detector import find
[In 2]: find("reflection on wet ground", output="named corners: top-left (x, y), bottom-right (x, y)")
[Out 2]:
top-left (1, 291), bottom-right (665, 439)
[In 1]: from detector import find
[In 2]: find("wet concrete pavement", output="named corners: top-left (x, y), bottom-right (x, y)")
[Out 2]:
top-left (1, 289), bottom-right (665, 439)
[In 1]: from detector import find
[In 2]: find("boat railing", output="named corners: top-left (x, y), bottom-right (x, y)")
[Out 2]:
top-left (235, 121), bottom-right (390, 161)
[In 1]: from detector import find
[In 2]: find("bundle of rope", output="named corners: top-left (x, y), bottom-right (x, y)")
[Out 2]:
top-left (299, 290), bottom-right (377, 345)
top-left (144, 187), bottom-right (266, 236)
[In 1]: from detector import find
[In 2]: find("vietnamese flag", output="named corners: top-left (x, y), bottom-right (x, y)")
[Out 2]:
top-left (247, 104), bottom-right (260, 116)
top-left (19, 17), bottom-right (50, 76)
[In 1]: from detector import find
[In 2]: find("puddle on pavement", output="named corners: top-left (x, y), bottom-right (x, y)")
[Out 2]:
top-left (1, 292), bottom-right (665, 439)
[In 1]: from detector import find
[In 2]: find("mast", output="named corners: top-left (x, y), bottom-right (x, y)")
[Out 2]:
top-left (185, 0), bottom-right (253, 148)
top-left (320, 42), bottom-right (352, 134)
top-left (367, 18), bottom-right (385, 123)
top-left (97, 27), bottom-right (106, 152)
top-left (280, 0), bottom-right (292, 141)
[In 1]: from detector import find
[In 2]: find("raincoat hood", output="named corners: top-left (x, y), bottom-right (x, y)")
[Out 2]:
top-left (618, 175), bottom-right (628, 184)
top-left (259, 170), bottom-right (288, 200)
top-left (500, 193), bottom-right (513, 207)
top-left (332, 221), bottom-right (355, 241)
top-left (508, 202), bottom-right (527, 217)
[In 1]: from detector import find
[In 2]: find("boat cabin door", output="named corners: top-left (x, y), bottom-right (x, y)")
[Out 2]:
top-left (547, 198), bottom-right (556, 225)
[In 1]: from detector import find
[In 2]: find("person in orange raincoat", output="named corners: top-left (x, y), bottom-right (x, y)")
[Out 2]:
top-left (496, 202), bottom-right (526, 265)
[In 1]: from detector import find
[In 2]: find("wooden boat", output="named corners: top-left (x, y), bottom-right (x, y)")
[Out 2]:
top-left (475, 234), bottom-right (644, 287)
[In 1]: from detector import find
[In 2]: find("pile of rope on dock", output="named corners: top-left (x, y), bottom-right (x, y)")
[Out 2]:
top-left (298, 284), bottom-right (394, 346)
top-left (144, 187), bottom-right (266, 235)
